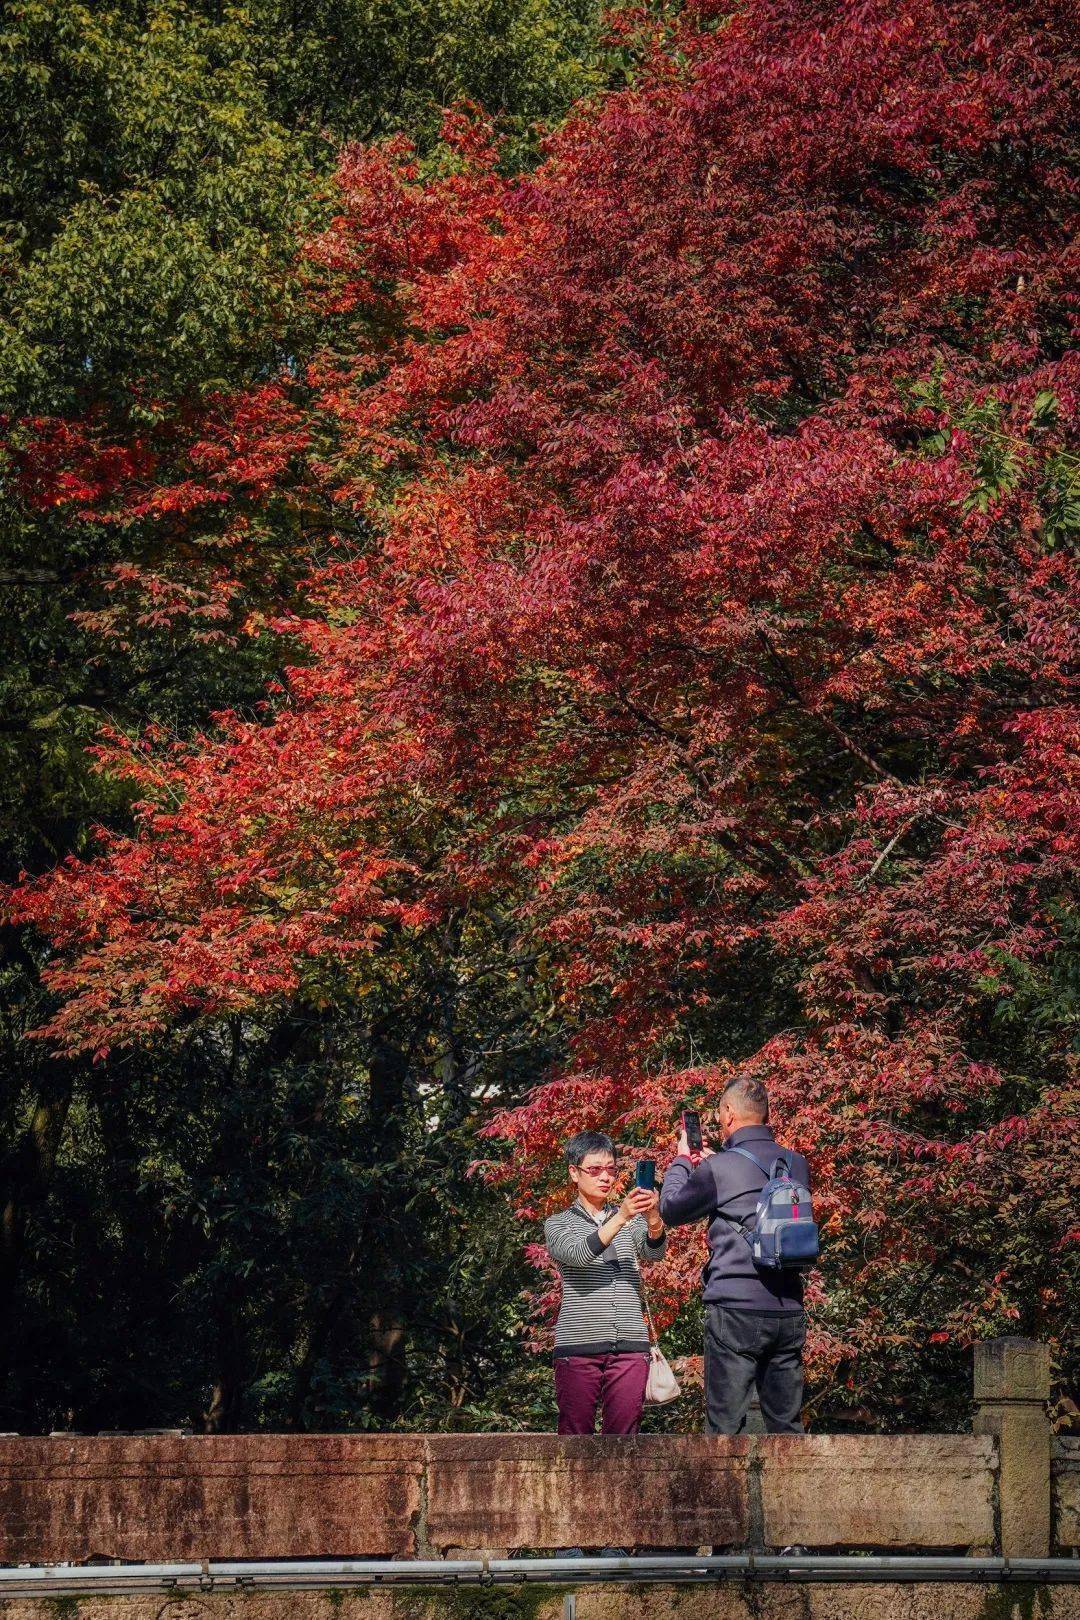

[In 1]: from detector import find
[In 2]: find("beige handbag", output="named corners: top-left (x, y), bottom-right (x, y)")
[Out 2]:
top-left (641, 1280), bottom-right (681, 1405)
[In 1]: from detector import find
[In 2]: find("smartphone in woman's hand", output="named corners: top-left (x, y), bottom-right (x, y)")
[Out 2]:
top-left (635, 1158), bottom-right (656, 1190)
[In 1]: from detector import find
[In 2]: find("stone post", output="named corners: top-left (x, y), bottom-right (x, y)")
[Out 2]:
top-left (973, 1337), bottom-right (1051, 1558)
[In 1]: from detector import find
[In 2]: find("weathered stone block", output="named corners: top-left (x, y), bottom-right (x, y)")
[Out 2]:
top-left (0, 1436), bottom-right (423, 1563)
top-left (1053, 1437), bottom-right (1080, 1553)
top-left (974, 1337), bottom-right (1051, 1404)
top-left (758, 1434), bottom-right (996, 1552)
top-left (424, 1434), bottom-right (750, 1552)
top-left (974, 1336), bottom-right (1052, 1557)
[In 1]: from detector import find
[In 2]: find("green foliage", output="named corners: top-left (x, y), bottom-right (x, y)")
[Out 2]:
top-left (0, 1), bottom-right (312, 415)
top-left (0, 0), bottom-right (607, 417)
top-left (392, 1587), bottom-right (563, 1620)
top-left (244, 0), bottom-right (606, 157)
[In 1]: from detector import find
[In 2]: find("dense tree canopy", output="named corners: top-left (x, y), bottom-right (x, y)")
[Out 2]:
top-left (0, 0), bottom-right (615, 863)
top-left (0, 0), bottom-right (616, 1433)
top-left (5, 0), bottom-right (1079, 1429)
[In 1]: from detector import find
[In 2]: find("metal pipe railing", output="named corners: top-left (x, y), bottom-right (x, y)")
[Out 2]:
top-left (1, 1555), bottom-right (1078, 1596)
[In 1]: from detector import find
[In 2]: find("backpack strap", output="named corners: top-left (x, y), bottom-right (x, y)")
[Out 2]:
top-left (726, 1144), bottom-right (792, 1180)
top-left (717, 1211), bottom-right (754, 1246)
top-left (719, 1145), bottom-right (795, 1248)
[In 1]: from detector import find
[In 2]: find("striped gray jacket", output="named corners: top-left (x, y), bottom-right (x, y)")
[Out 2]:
top-left (544, 1201), bottom-right (667, 1358)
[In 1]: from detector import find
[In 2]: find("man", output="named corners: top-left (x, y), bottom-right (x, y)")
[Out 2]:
top-left (544, 1131), bottom-right (667, 1435)
top-left (659, 1077), bottom-right (810, 1435)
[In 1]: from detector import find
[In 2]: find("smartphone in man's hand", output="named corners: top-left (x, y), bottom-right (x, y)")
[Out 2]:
top-left (682, 1109), bottom-right (703, 1155)
top-left (635, 1158), bottom-right (656, 1191)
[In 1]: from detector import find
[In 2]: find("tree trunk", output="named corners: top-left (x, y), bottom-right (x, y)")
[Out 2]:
top-left (203, 1288), bottom-right (246, 1433)
top-left (0, 1063), bottom-right (74, 1330)
top-left (362, 1032), bottom-right (412, 1423)
top-left (366, 1308), bottom-right (407, 1419)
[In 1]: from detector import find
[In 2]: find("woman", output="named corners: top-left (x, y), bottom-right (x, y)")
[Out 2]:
top-left (543, 1130), bottom-right (666, 1435)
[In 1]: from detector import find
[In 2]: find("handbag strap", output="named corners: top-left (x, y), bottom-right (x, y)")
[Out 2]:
top-left (639, 1269), bottom-right (660, 1346)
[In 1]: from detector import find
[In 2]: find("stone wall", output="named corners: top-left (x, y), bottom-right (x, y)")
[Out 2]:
top-left (0, 1432), bottom-right (1005, 1564)
top-left (1055, 1439), bottom-right (1080, 1555)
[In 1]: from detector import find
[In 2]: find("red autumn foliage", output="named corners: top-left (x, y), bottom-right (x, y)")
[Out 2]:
top-left (8, 382), bottom-right (313, 643)
top-left (14, 383), bottom-right (310, 521)
top-left (9, 0), bottom-right (1079, 1414)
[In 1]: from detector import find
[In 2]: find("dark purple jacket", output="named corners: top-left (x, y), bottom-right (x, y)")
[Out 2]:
top-left (659, 1125), bottom-right (810, 1311)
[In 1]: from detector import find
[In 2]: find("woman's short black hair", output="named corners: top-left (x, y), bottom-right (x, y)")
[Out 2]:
top-left (565, 1130), bottom-right (616, 1168)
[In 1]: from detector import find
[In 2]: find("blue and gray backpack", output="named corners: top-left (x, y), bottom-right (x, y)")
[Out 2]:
top-left (723, 1146), bottom-right (819, 1271)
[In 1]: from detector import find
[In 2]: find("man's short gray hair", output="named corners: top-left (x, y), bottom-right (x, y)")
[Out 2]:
top-left (720, 1076), bottom-right (769, 1122)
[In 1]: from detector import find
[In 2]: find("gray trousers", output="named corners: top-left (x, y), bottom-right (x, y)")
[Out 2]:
top-left (704, 1304), bottom-right (806, 1434)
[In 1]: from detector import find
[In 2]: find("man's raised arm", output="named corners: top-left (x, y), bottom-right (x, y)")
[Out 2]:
top-left (659, 1155), bottom-right (718, 1226)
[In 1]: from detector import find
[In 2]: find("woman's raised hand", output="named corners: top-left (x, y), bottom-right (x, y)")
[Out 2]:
top-left (620, 1186), bottom-right (658, 1222)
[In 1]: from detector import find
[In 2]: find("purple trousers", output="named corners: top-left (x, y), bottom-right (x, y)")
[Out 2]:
top-left (554, 1352), bottom-right (650, 1434)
